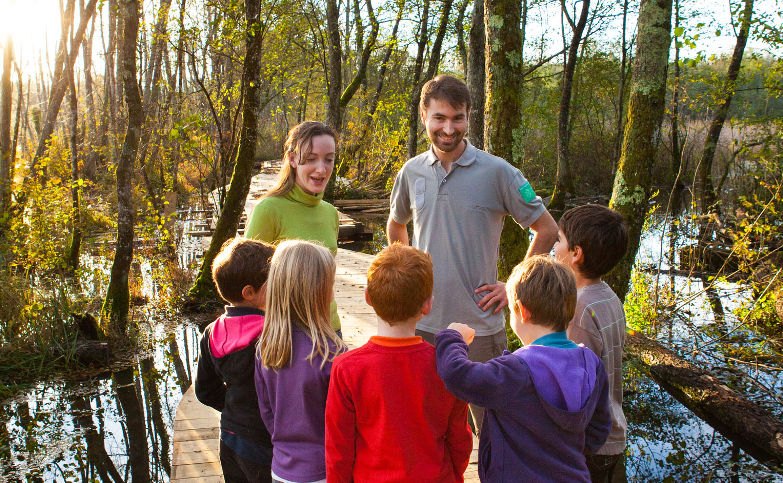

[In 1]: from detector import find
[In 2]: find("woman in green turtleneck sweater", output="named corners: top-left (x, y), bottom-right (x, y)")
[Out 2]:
top-left (245, 121), bottom-right (342, 334)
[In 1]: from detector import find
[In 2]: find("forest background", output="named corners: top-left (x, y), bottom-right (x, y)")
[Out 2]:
top-left (0, 0), bottom-right (781, 478)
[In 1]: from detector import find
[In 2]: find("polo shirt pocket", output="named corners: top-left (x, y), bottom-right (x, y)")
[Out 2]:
top-left (414, 178), bottom-right (426, 211)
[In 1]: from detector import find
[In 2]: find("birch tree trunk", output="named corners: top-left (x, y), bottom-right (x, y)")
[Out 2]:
top-left (605, 0), bottom-right (673, 300)
top-left (693, 0), bottom-right (754, 214)
top-left (187, 0), bottom-right (265, 304)
top-left (102, 0), bottom-right (144, 334)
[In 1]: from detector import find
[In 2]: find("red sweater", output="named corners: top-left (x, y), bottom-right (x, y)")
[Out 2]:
top-left (325, 336), bottom-right (472, 483)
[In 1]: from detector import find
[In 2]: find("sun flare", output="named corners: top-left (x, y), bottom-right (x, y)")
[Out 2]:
top-left (0, 0), bottom-right (78, 74)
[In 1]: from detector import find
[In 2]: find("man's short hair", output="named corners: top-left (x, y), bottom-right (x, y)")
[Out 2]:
top-left (367, 243), bottom-right (433, 323)
top-left (420, 74), bottom-right (471, 113)
top-left (506, 256), bottom-right (576, 332)
top-left (212, 237), bottom-right (276, 304)
top-left (559, 204), bottom-right (629, 279)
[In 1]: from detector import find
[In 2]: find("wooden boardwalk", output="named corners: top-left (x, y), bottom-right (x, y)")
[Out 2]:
top-left (172, 248), bottom-right (480, 482)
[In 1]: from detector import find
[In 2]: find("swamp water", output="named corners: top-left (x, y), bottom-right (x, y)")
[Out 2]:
top-left (0, 211), bottom-right (781, 481)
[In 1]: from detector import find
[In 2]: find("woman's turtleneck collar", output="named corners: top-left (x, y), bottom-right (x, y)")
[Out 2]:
top-left (286, 183), bottom-right (323, 207)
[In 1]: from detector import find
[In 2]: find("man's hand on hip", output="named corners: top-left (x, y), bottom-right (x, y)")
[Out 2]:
top-left (474, 282), bottom-right (508, 314)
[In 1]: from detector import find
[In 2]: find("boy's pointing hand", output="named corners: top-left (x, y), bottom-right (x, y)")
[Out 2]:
top-left (447, 323), bottom-right (475, 345)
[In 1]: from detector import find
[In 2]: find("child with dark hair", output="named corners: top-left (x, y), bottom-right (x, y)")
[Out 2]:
top-left (436, 256), bottom-right (611, 482)
top-left (554, 204), bottom-right (629, 482)
top-left (195, 237), bottom-right (276, 483)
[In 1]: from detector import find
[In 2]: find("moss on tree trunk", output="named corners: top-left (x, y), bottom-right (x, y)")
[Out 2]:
top-left (187, 0), bottom-right (265, 305)
top-left (605, 0), bottom-right (673, 300)
top-left (627, 331), bottom-right (783, 465)
top-left (102, 0), bottom-right (143, 334)
top-left (485, 0), bottom-right (529, 278)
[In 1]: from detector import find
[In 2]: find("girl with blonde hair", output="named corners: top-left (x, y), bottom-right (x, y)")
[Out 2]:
top-left (254, 240), bottom-right (346, 483)
top-left (245, 121), bottom-right (343, 335)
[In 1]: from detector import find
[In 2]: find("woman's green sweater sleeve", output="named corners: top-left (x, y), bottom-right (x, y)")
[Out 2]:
top-left (245, 199), bottom-right (278, 242)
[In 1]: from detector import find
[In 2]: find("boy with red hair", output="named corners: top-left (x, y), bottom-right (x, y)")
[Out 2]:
top-left (325, 243), bottom-right (472, 482)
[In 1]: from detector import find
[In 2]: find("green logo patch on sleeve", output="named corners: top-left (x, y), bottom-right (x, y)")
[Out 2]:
top-left (519, 181), bottom-right (536, 203)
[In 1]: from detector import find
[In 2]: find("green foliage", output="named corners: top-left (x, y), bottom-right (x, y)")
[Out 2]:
top-left (624, 269), bottom-right (660, 333)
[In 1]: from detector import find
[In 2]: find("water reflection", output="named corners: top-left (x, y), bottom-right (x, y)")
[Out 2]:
top-left (0, 209), bottom-right (781, 481)
top-left (0, 324), bottom-right (198, 481)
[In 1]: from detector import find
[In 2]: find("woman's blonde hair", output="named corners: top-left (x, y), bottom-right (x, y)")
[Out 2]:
top-left (265, 121), bottom-right (338, 198)
top-left (257, 240), bottom-right (346, 369)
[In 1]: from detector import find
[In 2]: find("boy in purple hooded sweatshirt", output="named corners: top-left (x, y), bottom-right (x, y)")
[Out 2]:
top-left (435, 256), bottom-right (611, 482)
top-left (196, 237), bottom-right (276, 483)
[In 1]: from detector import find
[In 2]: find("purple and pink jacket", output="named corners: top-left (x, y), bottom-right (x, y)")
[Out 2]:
top-left (435, 329), bottom-right (611, 482)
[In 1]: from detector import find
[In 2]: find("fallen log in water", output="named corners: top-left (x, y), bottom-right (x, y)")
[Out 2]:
top-left (626, 331), bottom-right (783, 467)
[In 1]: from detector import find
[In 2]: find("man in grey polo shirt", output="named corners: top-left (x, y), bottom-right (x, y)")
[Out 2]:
top-left (387, 75), bottom-right (558, 433)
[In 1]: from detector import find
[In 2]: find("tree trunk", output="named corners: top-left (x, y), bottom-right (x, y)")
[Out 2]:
top-left (10, 63), bottom-right (22, 184)
top-left (339, 0), bottom-right (379, 111)
top-left (693, 0), bottom-right (754, 214)
top-left (81, 5), bottom-right (98, 180)
top-left (66, 50), bottom-right (82, 272)
top-left (613, 0), bottom-right (630, 171)
top-left (137, 0), bottom-right (173, 217)
top-left (187, 0), bottom-right (265, 305)
top-left (485, 0), bottom-right (529, 279)
top-left (670, 0), bottom-right (683, 186)
top-left (467, 0), bottom-right (485, 148)
top-left (347, 3), bottom-right (403, 178)
top-left (102, 0), bottom-right (143, 334)
top-left (404, 0), bottom-right (430, 160)
top-left (406, 0), bottom-right (454, 159)
top-left (325, 0), bottom-right (342, 130)
top-left (455, 0), bottom-right (470, 78)
top-left (605, 0), bottom-right (673, 301)
top-left (549, 0), bottom-right (590, 212)
top-left (626, 331), bottom-right (783, 465)
top-left (27, 0), bottom-right (98, 177)
top-left (0, 36), bottom-right (12, 224)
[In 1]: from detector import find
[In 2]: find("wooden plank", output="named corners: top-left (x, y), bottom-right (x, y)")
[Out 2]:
top-left (172, 461), bottom-right (223, 479)
top-left (173, 426), bottom-right (220, 443)
top-left (174, 417), bottom-right (220, 431)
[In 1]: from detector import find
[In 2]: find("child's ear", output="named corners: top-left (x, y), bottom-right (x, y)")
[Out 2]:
top-left (571, 245), bottom-right (585, 266)
top-left (421, 295), bottom-right (434, 316)
top-left (364, 287), bottom-right (373, 307)
top-left (241, 284), bottom-right (256, 301)
top-left (517, 302), bottom-right (532, 324)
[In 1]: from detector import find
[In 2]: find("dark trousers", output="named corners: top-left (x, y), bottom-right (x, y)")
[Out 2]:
top-left (220, 439), bottom-right (273, 483)
top-left (586, 453), bottom-right (626, 483)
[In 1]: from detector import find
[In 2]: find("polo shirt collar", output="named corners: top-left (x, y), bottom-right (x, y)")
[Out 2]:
top-left (426, 139), bottom-right (478, 168)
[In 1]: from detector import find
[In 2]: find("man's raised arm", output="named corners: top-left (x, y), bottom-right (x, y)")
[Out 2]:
top-left (526, 210), bottom-right (558, 258)
top-left (386, 215), bottom-right (409, 245)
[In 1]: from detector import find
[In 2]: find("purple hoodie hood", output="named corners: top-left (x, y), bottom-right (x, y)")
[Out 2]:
top-left (513, 345), bottom-right (601, 431)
